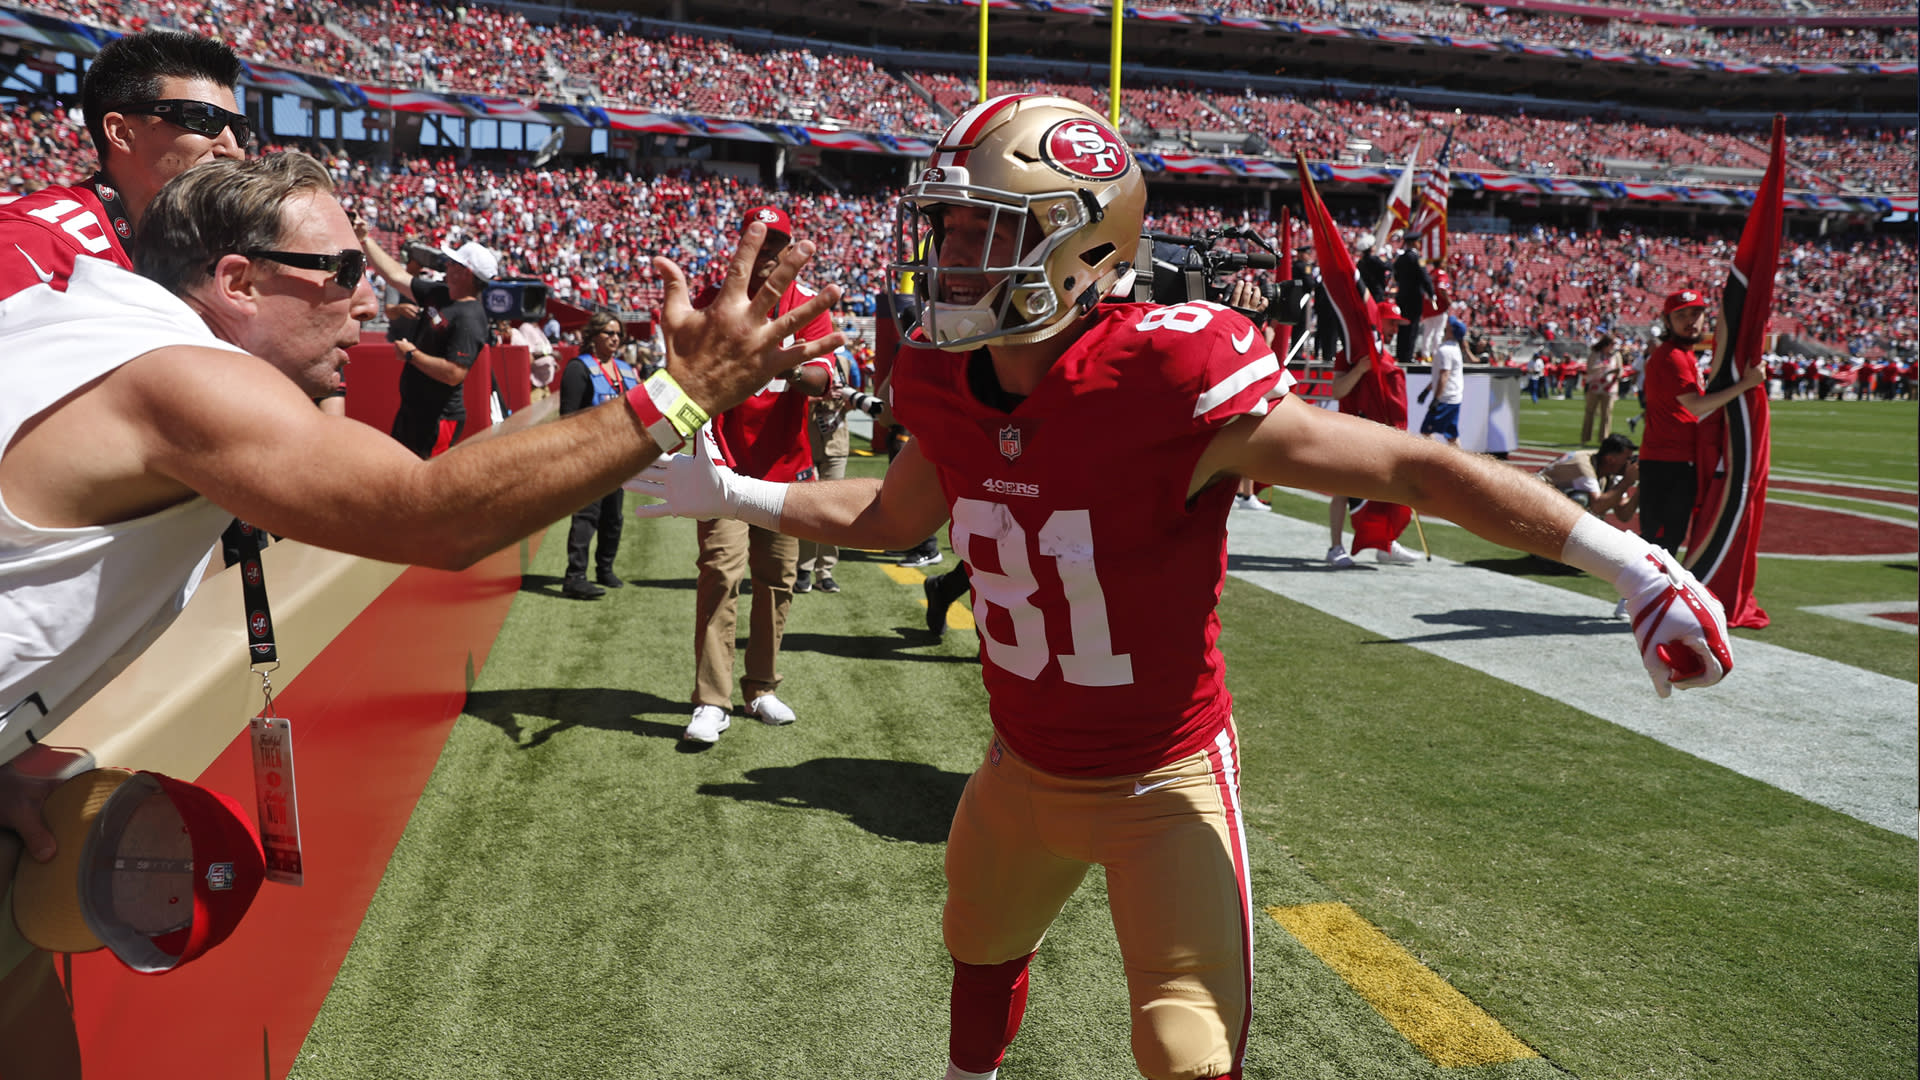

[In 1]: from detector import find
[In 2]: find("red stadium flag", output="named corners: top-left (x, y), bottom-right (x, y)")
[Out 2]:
top-left (1412, 130), bottom-right (1452, 266)
top-left (1297, 154), bottom-right (1380, 376)
top-left (1298, 154), bottom-right (1410, 553)
top-left (1684, 114), bottom-right (1783, 629)
top-left (1271, 207), bottom-right (1293, 363)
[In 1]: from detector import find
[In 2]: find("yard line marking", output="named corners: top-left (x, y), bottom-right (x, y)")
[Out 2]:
top-left (1268, 902), bottom-right (1538, 1068)
top-left (1223, 512), bottom-right (1919, 837)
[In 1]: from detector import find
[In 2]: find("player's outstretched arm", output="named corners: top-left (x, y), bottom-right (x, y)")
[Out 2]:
top-left (1201, 396), bottom-right (1732, 696)
top-left (102, 229), bottom-right (843, 570)
top-left (630, 433), bottom-right (948, 553)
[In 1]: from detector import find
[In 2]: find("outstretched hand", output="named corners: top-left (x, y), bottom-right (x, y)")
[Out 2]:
top-left (654, 223), bottom-right (846, 418)
top-left (627, 425), bottom-right (788, 530)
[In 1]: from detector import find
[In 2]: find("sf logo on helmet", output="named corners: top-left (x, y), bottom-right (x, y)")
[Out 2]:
top-left (1042, 119), bottom-right (1130, 181)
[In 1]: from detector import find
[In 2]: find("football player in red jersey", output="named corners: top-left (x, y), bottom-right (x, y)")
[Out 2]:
top-left (632, 95), bottom-right (1735, 1080)
top-left (0, 30), bottom-right (249, 289)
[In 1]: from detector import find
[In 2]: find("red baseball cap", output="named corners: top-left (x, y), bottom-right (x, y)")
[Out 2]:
top-left (1374, 298), bottom-right (1406, 324)
top-left (12, 769), bottom-right (266, 974)
top-left (741, 205), bottom-right (792, 238)
top-left (1663, 289), bottom-right (1707, 315)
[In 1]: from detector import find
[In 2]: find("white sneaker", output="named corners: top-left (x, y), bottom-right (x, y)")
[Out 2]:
top-left (1613, 596), bottom-right (1630, 618)
top-left (748, 693), bottom-right (796, 726)
top-left (944, 1064), bottom-right (998, 1080)
top-left (1325, 545), bottom-right (1356, 569)
top-left (1233, 493), bottom-right (1259, 512)
top-left (684, 705), bottom-right (730, 744)
top-left (1374, 541), bottom-right (1422, 565)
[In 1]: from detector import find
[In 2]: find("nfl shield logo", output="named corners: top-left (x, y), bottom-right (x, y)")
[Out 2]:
top-left (206, 862), bottom-right (235, 891)
top-left (998, 424), bottom-right (1022, 462)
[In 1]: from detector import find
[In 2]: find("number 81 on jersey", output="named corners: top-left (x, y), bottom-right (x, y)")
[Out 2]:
top-left (950, 497), bottom-right (1134, 688)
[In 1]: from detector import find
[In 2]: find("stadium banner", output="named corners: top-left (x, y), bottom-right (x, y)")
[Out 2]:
top-left (0, 5), bottom-right (108, 52)
top-left (357, 86), bottom-right (470, 116)
top-left (1685, 114), bottom-right (1785, 631)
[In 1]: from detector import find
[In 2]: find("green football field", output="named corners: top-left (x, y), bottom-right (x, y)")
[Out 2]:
top-left (291, 397), bottom-right (1916, 1080)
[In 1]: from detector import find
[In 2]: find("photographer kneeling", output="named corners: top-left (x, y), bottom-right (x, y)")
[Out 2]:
top-left (1539, 433), bottom-right (1640, 524)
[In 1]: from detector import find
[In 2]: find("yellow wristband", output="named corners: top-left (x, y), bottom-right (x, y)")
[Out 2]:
top-left (626, 370), bottom-right (710, 453)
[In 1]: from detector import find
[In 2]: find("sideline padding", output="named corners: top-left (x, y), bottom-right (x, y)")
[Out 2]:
top-left (0, 402), bottom-right (557, 1077)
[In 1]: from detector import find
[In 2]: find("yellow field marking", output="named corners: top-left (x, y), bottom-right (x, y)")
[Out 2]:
top-left (880, 564), bottom-right (927, 586)
top-left (880, 565), bottom-right (976, 631)
top-left (1268, 903), bottom-right (1537, 1069)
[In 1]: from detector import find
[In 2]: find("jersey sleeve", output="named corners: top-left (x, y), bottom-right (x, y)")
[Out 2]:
top-left (0, 216), bottom-right (84, 300)
top-left (1176, 303), bottom-right (1293, 428)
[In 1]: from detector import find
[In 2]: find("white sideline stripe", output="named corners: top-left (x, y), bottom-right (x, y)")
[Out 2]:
top-left (1223, 511), bottom-right (1919, 838)
top-left (1801, 601), bottom-right (1920, 635)
top-left (1767, 498), bottom-right (1918, 528)
top-left (1771, 469), bottom-right (1919, 493)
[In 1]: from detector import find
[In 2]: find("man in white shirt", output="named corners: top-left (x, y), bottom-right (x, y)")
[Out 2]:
top-left (1418, 320), bottom-right (1472, 444)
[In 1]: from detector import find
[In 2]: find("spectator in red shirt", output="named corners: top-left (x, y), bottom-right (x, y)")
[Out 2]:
top-left (679, 207), bottom-right (835, 745)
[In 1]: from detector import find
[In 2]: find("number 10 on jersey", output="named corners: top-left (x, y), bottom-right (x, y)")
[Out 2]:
top-left (950, 497), bottom-right (1135, 687)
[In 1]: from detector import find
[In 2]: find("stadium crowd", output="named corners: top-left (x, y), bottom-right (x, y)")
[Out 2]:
top-left (6, 0), bottom-right (1914, 192)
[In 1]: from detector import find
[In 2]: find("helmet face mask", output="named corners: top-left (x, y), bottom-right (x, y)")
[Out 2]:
top-left (890, 95), bottom-right (1145, 351)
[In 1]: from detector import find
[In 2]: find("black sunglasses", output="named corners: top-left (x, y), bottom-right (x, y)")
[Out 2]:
top-left (243, 249), bottom-right (366, 290)
top-left (120, 99), bottom-right (253, 145)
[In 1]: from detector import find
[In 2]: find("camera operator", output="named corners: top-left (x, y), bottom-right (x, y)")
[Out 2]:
top-left (356, 223), bottom-right (495, 459)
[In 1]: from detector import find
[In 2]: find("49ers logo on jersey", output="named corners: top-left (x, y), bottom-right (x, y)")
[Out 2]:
top-left (1039, 119), bottom-right (1130, 181)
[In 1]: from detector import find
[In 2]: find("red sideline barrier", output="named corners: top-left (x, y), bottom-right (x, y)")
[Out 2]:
top-left (346, 346), bottom-right (525, 444)
top-left (493, 345), bottom-right (532, 414)
top-left (60, 543), bottom-right (532, 1079)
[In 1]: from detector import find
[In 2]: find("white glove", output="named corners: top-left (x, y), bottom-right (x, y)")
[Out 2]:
top-left (1561, 515), bottom-right (1733, 698)
top-left (1615, 546), bottom-right (1733, 698)
top-left (626, 425), bottom-right (785, 529)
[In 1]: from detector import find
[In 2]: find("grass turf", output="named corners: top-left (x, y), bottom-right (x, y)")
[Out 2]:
top-left (292, 435), bottom-right (1917, 1079)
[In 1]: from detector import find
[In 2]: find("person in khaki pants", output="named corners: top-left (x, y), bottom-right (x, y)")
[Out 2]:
top-left (795, 348), bottom-right (855, 594)
top-left (1582, 334), bottom-right (1622, 445)
top-left (683, 206), bottom-right (836, 745)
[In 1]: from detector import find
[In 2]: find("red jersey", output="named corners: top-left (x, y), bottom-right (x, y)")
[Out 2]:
top-left (1641, 339), bottom-right (1703, 462)
top-left (891, 300), bottom-right (1291, 777)
top-left (0, 181), bottom-right (134, 301)
top-left (695, 279), bottom-right (835, 482)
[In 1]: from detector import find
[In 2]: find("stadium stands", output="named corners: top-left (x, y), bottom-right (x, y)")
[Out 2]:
top-left (0, 0), bottom-right (1911, 356)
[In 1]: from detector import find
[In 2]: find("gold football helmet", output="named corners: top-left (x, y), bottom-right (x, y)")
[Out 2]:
top-left (891, 94), bottom-right (1147, 350)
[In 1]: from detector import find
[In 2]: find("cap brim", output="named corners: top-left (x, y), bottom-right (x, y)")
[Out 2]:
top-left (11, 768), bottom-right (136, 954)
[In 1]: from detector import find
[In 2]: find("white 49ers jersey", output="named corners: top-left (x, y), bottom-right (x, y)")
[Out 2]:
top-left (892, 300), bottom-right (1291, 776)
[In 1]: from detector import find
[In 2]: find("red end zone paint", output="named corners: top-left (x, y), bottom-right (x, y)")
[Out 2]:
top-left (62, 541), bottom-right (530, 1079)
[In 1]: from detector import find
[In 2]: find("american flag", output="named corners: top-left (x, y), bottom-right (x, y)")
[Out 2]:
top-left (1411, 130), bottom-right (1453, 265)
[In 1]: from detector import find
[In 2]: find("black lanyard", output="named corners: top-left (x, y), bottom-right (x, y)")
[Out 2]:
top-left (221, 520), bottom-right (277, 665)
top-left (82, 173), bottom-right (135, 252)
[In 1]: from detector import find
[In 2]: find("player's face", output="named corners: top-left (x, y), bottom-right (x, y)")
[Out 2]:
top-left (120, 76), bottom-right (249, 187)
top-left (244, 191), bottom-right (378, 399)
top-left (931, 203), bottom-right (1022, 306)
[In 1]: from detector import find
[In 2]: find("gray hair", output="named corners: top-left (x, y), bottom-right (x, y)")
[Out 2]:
top-left (134, 152), bottom-right (336, 295)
